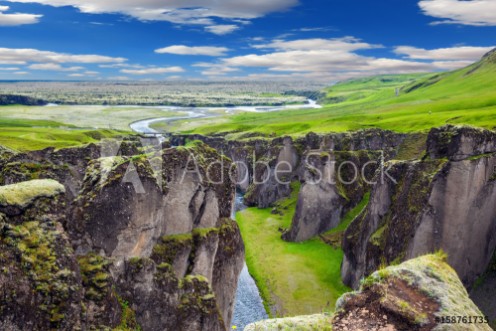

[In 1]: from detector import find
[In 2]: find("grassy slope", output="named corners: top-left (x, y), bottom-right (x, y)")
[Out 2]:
top-left (237, 182), bottom-right (350, 317)
top-left (175, 59), bottom-right (496, 137)
top-left (0, 118), bottom-right (122, 151)
top-left (321, 193), bottom-right (370, 245)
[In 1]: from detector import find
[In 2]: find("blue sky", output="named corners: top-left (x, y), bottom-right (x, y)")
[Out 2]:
top-left (0, 0), bottom-right (495, 82)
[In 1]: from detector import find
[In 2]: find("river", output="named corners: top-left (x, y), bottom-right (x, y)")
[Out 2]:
top-left (129, 99), bottom-right (321, 134)
top-left (231, 193), bottom-right (268, 330)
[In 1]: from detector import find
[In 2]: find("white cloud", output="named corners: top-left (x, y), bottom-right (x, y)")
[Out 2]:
top-left (0, 47), bottom-right (126, 65)
top-left (155, 45), bottom-right (229, 56)
top-left (14, 71), bottom-right (29, 75)
top-left (28, 63), bottom-right (84, 71)
top-left (431, 60), bottom-right (476, 70)
top-left (295, 27), bottom-right (335, 32)
top-left (419, 0), bottom-right (496, 26)
top-left (213, 36), bottom-right (489, 81)
top-left (394, 46), bottom-right (495, 61)
top-left (193, 62), bottom-right (239, 76)
top-left (0, 67), bottom-right (19, 71)
top-left (252, 37), bottom-right (382, 51)
top-left (99, 63), bottom-right (144, 69)
top-left (6, 0), bottom-right (298, 33)
top-left (121, 67), bottom-right (184, 75)
top-left (68, 71), bottom-right (98, 77)
top-left (204, 24), bottom-right (239, 35)
top-left (0, 5), bottom-right (41, 26)
top-left (224, 37), bottom-right (380, 73)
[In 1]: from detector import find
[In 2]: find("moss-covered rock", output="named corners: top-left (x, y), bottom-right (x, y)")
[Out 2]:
top-left (0, 139), bottom-right (244, 331)
top-left (334, 254), bottom-right (491, 331)
top-left (244, 314), bottom-right (333, 331)
top-left (0, 179), bottom-right (65, 209)
top-left (0, 184), bottom-right (83, 330)
top-left (342, 126), bottom-right (496, 289)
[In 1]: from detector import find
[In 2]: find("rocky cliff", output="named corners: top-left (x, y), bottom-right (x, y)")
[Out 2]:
top-left (245, 254), bottom-right (491, 331)
top-left (0, 138), bottom-right (244, 331)
top-left (172, 130), bottom-right (407, 241)
top-left (342, 125), bottom-right (496, 289)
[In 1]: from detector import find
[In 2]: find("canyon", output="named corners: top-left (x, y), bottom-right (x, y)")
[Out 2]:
top-left (1, 124), bottom-right (495, 330)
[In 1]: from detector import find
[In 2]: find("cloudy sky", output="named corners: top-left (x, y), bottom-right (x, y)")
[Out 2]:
top-left (0, 0), bottom-right (495, 81)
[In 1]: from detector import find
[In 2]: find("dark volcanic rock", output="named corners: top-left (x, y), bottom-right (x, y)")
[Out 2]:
top-left (283, 150), bottom-right (382, 242)
top-left (427, 125), bottom-right (496, 161)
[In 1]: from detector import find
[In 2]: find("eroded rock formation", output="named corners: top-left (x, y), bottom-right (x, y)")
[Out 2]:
top-left (342, 125), bottom-right (496, 289)
top-left (172, 130), bottom-right (407, 242)
top-left (0, 139), bottom-right (244, 331)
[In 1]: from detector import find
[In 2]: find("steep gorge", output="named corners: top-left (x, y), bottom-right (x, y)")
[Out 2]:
top-left (173, 124), bottom-right (496, 326)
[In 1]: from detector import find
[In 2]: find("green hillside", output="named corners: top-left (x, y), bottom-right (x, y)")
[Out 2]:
top-left (0, 118), bottom-right (122, 152)
top-left (174, 49), bottom-right (496, 137)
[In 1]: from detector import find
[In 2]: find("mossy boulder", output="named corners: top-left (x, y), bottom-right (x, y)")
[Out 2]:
top-left (244, 314), bottom-right (333, 331)
top-left (334, 254), bottom-right (491, 331)
top-left (0, 179), bottom-right (65, 209)
top-left (247, 255), bottom-right (490, 331)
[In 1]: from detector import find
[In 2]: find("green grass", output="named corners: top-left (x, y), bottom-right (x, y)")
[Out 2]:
top-left (0, 126), bottom-right (123, 151)
top-left (237, 182), bottom-right (350, 317)
top-left (174, 60), bottom-right (496, 137)
top-left (325, 193), bottom-right (370, 236)
top-left (0, 104), bottom-right (186, 131)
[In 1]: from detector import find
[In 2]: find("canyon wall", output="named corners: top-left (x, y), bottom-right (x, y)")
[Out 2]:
top-left (342, 126), bottom-right (496, 289)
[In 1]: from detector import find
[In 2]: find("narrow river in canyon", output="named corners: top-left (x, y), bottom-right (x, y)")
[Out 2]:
top-left (231, 193), bottom-right (268, 330)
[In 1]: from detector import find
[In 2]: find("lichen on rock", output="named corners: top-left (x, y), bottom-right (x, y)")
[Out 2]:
top-left (244, 314), bottom-right (333, 331)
